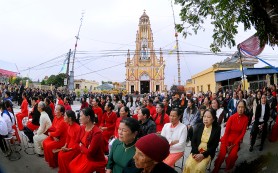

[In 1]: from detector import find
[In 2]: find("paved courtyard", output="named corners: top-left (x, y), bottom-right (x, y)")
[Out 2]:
top-left (0, 101), bottom-right (278, 173)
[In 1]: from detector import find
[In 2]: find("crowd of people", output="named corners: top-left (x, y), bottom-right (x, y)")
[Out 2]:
top-left (0, 81), bottom-right (278, 173)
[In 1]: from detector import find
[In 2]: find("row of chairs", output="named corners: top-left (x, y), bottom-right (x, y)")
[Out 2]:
top-left (1, 121), bottom-right (35, 161)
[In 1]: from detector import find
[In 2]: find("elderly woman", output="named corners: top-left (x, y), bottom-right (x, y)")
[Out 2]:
top-left (161, 108), bottom-right (187, 167)
top-left (69, 107), bottom-right (107, 173)
top-left (212, 100), bottom-right (248, 173)
top-left (131, 133), bottom-right (177, 173)
top-left (106, 117), bottom-right (140, 173)
top-left (33, 101), bottom-right (52, 157)
top-left (183, 108), bottom-right (221, 173)
top-left (43, 104), bottom-right (68, 168)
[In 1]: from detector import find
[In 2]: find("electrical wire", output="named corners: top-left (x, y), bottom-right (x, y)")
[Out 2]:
top-left (19, 53), bottom-right (67, 72)
top-left (74, 63), bottom-right (124, 77)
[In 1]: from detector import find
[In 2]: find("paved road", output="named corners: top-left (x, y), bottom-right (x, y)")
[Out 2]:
top-left (0, 102), bottom-right (278, 173)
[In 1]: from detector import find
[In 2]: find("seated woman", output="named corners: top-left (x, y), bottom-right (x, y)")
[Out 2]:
top-left (43, 104), bottom-right (68, 168)
top-left (0, 101), bottom-right (15, 135)
top-left (109, 106), bottom-right (130, 148)
top-left (45, 97), bottom-right (55, 118)
top-left (69, 107), bottom-right (106, 173)
top-left (0, 109), bottom-right (9, 156)
top-left (137, 107), bottom-right (156, 138)
top-left (16, 92), bottom-right (29, 130)
top-left (182, 99), bottom-right (199, 144)
top-left (161, 108), bottom-right (187, 168)
top-left (100, 102), bottom-right (117, 153)
top-left (153, 103), bottom-right (169, 134)
top-left (58, 110), bottom-right (80, 173)
top-left (211, 99), bottom-right (226, 125)
top-left (127, 133), bottom-right (177, 173)
top-left (183, 108), bottom-right (221, 173)
top-left (63, 97), bottom-right (72, 111)
top-left (114, 107), bottom-right (130, 138)
top-left (106, 117), bottom-right (140, 173)
top-left (33, 101), bottom-right (52, 157)
top-left (23, 97), bottom-right (40, 143)
top-left (212, 100), bottom-right (248, 173)
top-left (211, 99), bottom-right (226, 137)
top-left (92, 98), bottom-right (103, 127)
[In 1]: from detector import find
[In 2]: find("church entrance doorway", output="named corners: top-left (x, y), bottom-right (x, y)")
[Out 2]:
top-left (140, 81), bottom-right (150, 94)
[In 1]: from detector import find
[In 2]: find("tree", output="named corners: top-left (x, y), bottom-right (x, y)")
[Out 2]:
top-left (11, 76), bottom-right (32, 85)
top-left (55, 73), bottom-right (67, 87)
top-left (47, 75), bottom-right (56, 85)
top-left (41, 80), bottom-right (47, 85)
top-left (175, 0), bottom-right (278, 52)
top-left (46, 73), bottom-right (66, 87)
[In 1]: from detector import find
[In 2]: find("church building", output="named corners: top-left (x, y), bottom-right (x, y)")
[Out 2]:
top-left (125, 11), bottom-right (165, 94)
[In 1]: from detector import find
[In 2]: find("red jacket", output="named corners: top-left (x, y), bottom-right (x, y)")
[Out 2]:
top-left (92, 106), bottom-right (103, 126)
top-left (49, 116), bottom-right (68, 144)
top-left (21, 98), bottom-right (29, 116)
top-left (58, 98), bottom-right (64, 106)
top-left (100, 111), bottom-right (117, 132)
top-left (64, 103), bottom-right (72, 111)
top-left (147, 105), bottom-right (156, 117)
top-left (49, 102), bottom-right (55, 116)
top-left (77, 125), bottom-right (106, 162)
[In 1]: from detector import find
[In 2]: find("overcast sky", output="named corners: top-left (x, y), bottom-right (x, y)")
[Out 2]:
top-left (0, 0), bottom-right (277, 88)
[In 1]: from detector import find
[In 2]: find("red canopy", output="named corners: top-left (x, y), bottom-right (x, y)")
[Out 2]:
top-left (0, 68), bottom-right (17, 77)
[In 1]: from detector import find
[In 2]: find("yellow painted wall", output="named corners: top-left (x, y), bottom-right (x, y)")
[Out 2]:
top-left (191, 67), bottom-right (216, 93)
top-left (185, 67), bottom-right (234, 93)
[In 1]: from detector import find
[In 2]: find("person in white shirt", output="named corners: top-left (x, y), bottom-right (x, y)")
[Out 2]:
top-left (33, 101), bottom-right (52, 156)
top-left (161, 108), bottom-right (187, 167)
top-left (250, 94), bottom-right (270, 152)
top-left (0, 114), bottom-right (9, 154)
top-left (0, 102), bottom-right (15, 134)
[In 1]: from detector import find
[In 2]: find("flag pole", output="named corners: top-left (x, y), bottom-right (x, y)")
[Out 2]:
top-left (237, 46), bottom-right (245, 91)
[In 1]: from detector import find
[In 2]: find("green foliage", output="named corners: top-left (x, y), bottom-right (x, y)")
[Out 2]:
top-left (83, 87), bottom-right (88, 94)
top-left (76, 90), bottom-right (81, 98)
top-left (175, 0), bottom-right (278, 53)
top-left (46, 73), bottom-right (67, 87)
top-left (41, 80), bottom-right (47, 85)
top-left (11, 76), bottom-right (32, 85)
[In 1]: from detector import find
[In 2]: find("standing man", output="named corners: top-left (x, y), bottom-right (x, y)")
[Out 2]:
top-left (18, 80), bottom-right (24, 106)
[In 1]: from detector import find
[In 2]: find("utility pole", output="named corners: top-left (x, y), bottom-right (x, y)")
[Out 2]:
top-left (66, 49), bottom-right (71, 92)
top-left (69, 11), bottom-right (85, 92)
top-left (171, 0), bottom-right (181, 86)
top-left (175, 32), bottom-right (181, 85)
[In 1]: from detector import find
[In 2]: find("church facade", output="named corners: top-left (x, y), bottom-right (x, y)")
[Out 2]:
top-left (125, 11), bottom-right (165, 94)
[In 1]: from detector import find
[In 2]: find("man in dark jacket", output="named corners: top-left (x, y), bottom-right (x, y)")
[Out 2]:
top-left (137, 108), bottom-right (156, 138)
top-left (250, 94), bottom-right (270, 152)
